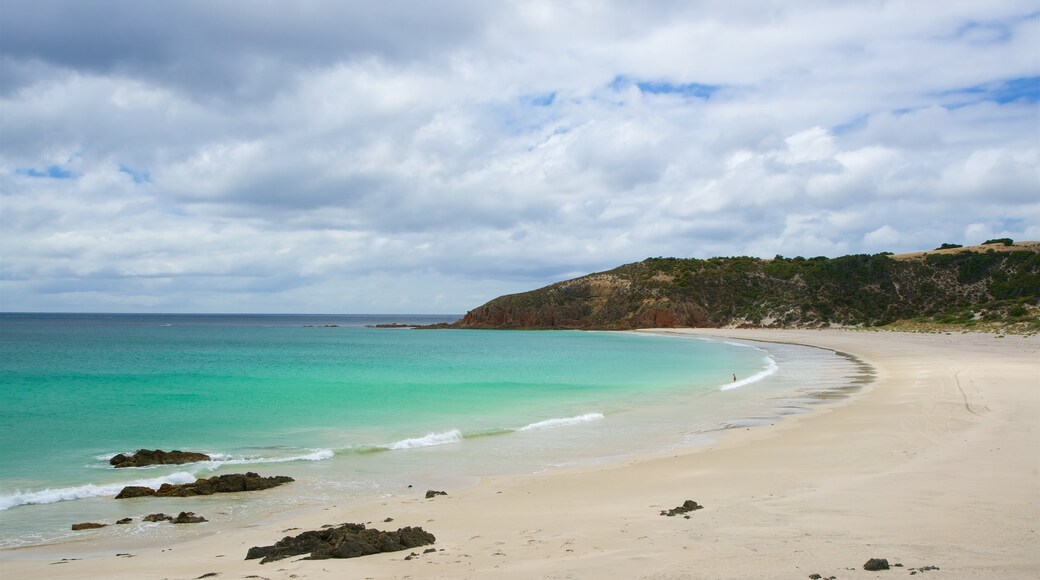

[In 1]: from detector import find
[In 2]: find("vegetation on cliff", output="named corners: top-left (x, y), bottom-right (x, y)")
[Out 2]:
top-left (454, 242), bottom-right (1040, 331)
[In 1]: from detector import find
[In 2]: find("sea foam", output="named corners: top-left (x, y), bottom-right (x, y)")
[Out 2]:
top-left (387, 429), bottom-right (463, 450)
top-left (721, 355), bottom-right (779, 391)
top-left (202, 449), bottom-right (334, 466)
top-left (0, 471), bottom-right (198, 511)
top-left (518, 413), bottom-right (604, 431)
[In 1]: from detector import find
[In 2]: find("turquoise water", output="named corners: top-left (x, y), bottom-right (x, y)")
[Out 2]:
top-left (0, 314), bottom-right (862, 548)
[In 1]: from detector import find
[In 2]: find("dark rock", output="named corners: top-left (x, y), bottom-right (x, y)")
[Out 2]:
top-left (71, 522), bottom-right (107, 531)
top-left (155, 472), bottom-right (293, 497)
top-left (110, 449), bottom-right (211, 468)
top-left (172, 511), bottom-right (208, 524)
top-left (425, 490), bottom-right (447, 499)
top-left (196, 574), bottom-right (219, 579)
top-left (660, 499), bottom-right (703, 517)
top-left (423, 548), bottom-right (437, 554)
top-left (115, 486), bottom-right (156, 499)
top-left (384, 517), bottom-right (394, 522)
top-left (245, 523), bottom-right (435, 564)
top-left (116, 518), bottom-right (133, 524)
top-left (809, 575), bottom-right (822, 579)
top-left (143, 513), bottom-right (173, 522)
top-left (864, 558), bottom-right (890, 571)
top-left (117, 472), bottom-right (293, 499)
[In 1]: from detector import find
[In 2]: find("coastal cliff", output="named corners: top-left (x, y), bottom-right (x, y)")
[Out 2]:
top-left (454, 242), bottom-right (1040, 330)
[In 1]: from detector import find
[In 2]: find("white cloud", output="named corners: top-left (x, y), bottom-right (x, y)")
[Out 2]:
top-left (1, 1), bottom-right (1038, 313)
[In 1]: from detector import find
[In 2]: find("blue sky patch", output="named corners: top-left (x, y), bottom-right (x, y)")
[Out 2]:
top-left (636, 80), bottom-right (718, 99)
top-left (938, 75), bottom-right (1040, 108)
top-left (610, 76), bottom-right (720, 99)
top-left (119, 165), bottom-right (151, 184)
top-left (525, 92), bottom-right (556, 107)
top-left (830, 114), bottom-right (870, 135)
top-left (17, 165), bottom-right (73, 179)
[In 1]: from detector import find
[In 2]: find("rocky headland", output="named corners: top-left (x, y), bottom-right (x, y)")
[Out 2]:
top-left (449, 241), bottom-right (1040, 331)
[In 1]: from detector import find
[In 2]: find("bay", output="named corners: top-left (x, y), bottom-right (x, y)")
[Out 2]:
top-left (0, 313), bottom-right (863, 547)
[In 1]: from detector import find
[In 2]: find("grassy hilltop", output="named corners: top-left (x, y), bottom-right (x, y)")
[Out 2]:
top-left (454, 241), bottom-right (1040, 333)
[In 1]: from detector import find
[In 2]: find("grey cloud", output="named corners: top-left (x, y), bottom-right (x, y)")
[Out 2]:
top-left (1, 0), bottom-right (494, 99)
top-left (1, 1), bottom-right (1037, 313)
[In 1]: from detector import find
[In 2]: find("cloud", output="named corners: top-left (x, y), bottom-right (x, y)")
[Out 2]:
top-left (1, 0), bottom-right (1038, 313)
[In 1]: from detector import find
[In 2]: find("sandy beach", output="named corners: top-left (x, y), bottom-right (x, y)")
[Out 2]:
top-left (2, 329), bottom-right (1037, 579)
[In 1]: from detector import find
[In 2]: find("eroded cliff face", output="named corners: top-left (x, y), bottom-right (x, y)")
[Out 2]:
top-left (456, 273), bottom-right (710, 329)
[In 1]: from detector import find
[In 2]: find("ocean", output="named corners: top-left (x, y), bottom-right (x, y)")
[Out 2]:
top-left (0, 313), bottom-right (869, 549)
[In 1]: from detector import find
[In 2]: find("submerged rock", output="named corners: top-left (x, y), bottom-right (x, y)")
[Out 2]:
top-left (172, 511), bottom-right (207, 524)
top-left (71, 522), bottom-right (107, 531)
top-left (110, 449), bottom-right (211, 468)
top-left (143, 513), bottom-right (173, 522)
top-left (245, 523), bottom-right (435, 564)
top-left (660, 500), bottom-right (703, 517)
top-left (115, 472), bottom-right (293, 499)
top-left (116, 518), bottom-right (133, 524)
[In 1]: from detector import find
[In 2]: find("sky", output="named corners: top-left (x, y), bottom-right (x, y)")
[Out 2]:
top-left (1, 1), bottom-right (1038, 314)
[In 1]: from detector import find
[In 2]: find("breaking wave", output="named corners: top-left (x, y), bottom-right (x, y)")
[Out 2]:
top-left (387, 429), bottom-right (463, 450)
top-left (721, 355), bottom-right (779, 391)
top-left (518, 413), bottom-right (604, 431)
top-left (0, 471), bottom-right (198, 511)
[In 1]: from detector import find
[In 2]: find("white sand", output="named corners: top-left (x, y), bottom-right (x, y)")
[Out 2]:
top-left (2, 329), bottom-right (1038, 579)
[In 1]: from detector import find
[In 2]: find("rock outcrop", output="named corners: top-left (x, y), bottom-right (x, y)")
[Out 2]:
top-left (109, 449), bottom-right (211, 468)
top-left (115, 486), bottom-right (156, 499)
top-left (245, 523), bottom-right (436, 564)
top-left (71, 522), bottom-right (106, 531)
top-left (171, 511), bottom-right (207, 524)
top-left (115, 472), bottom-right (293, 499)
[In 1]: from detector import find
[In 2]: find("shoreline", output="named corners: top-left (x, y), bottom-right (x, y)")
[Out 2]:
top-left (2, 329), bottom-right (1038, 578)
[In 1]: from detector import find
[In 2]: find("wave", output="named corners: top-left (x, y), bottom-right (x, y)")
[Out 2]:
top-left (203, 449), bottom-right (334, 466)
top-left (517, 413), bottom-right (604, 431)
top-left (382, 414), bottom-right (605, 450)
top-left (0, 471), bottom-right (198, 511)
top-left (387, 429), bottom-right (462, 450)
top-left (721, 355), bottom-right (779, 391)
